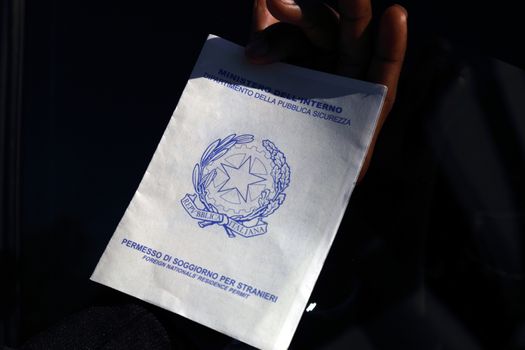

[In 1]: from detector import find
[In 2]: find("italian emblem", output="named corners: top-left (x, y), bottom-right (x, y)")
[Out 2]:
top-left (181, 134), bottom-right (290, 238)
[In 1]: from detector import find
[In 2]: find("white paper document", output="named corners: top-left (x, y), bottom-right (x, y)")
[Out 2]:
top-left (91, 35), bottom-right (386, 349)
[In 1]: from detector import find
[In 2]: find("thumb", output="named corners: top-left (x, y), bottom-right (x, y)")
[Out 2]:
top-left (266, 0), bottom-right (339, 51)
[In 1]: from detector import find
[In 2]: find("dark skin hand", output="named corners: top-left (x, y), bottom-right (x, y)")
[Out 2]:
top-left (245, 0), bottom-right (408, 181)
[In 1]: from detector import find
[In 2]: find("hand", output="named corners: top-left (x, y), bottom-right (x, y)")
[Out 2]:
top-left (246, 0), bottom-right (407, 181)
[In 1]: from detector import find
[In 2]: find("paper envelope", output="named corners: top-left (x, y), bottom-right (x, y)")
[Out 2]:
top-left (91, 34), bottom-right (386, 350)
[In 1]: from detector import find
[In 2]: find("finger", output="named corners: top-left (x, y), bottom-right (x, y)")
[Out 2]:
top-left (337, 0), bottom-right (373, 77)
top-left (246, 22), bottom-right (315, 65)
top-left (358, 4), bottom-right (407, 181)
top-left (247, 0), bottom-right (283, 64)
top-left (367, 5), bottom-right (407, 123)
top-left (252, 0), bottom-right (279, 33)
top-left (265, 0), bottom-right (339, 51)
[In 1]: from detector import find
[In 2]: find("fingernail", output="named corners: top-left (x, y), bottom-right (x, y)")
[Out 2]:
top-left (246, 37), bottom-right (269, 57)
top-left (395, 4), bottom-right (408, 19)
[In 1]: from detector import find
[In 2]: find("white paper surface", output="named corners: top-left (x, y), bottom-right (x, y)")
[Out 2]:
top-left (91, 35), bottom-right (386, 350)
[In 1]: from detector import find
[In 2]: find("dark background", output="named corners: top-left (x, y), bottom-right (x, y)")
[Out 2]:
top-left (2, 0), bottom-right (525, 349)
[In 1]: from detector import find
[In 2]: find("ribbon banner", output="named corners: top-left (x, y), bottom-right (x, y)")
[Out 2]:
top-left (181, 194), bottom-right (268, 238)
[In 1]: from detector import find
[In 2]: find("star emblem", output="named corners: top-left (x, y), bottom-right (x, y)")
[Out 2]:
top-left (219, 156), bottom-right (266, 202)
